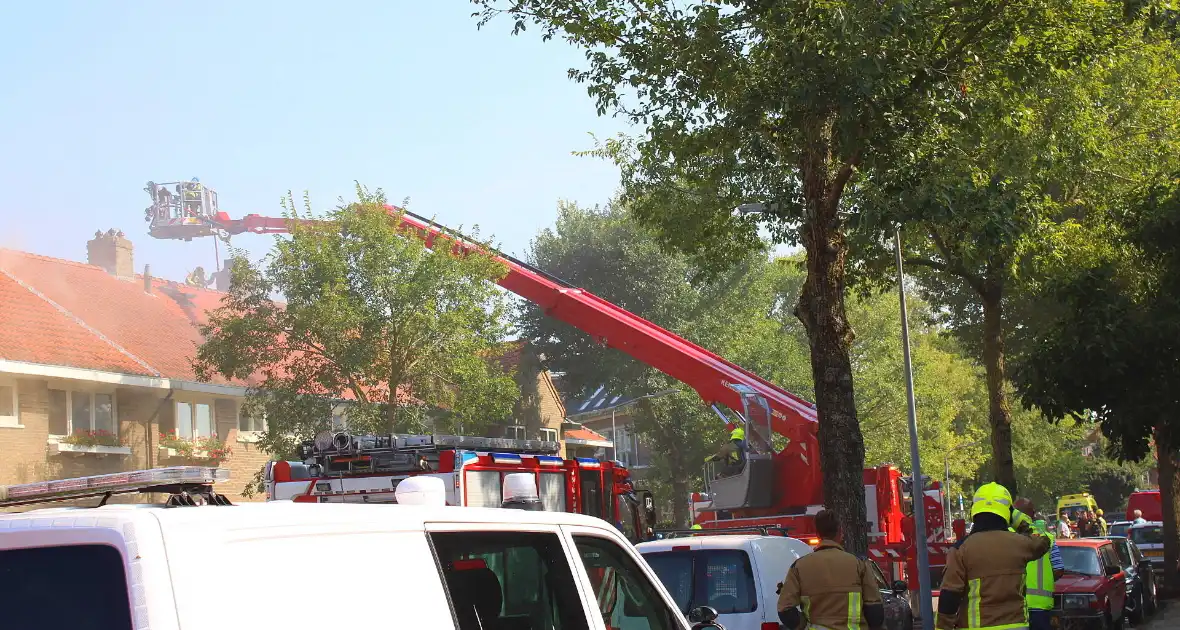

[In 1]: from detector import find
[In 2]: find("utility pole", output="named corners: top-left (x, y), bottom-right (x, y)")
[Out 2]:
top-left (895, 228), bottom-right (934, 630)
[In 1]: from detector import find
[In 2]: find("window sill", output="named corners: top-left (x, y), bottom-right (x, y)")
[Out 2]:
top-left (159, 446), bottom-right (225, 461)
top-left (237, 432), bottom-right (263, 444)
top-left (0, 422), bottom-right (25, 429)
top-left (50, 442), bottom-right (132, 457)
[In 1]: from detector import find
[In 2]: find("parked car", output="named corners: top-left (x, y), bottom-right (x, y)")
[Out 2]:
top-left (1056, 539), bottom-right (1128, 630)
top-left (866, 554), bottom-right (916, 630)
top-left (1100, 535), bottom-right (1158, 623)
top-left (1128, 521), bottom-right (1164, 576)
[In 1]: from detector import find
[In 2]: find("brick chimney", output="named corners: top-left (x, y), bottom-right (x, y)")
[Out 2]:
top-left (143, 264), bottom-right (153, 294)
top-left (87, 229), bottom-right (134, 278)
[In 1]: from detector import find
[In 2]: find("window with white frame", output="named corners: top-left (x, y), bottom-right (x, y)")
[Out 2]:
top-left (604, 426), bottom-right (638, 467)
top-left (0, 379), bottom-right (17, 427)
top-left (239, 407), bottom-right (266, 433)
top-left (47, 389), bottom-right (116, 436)
top-left (505, 425), bottom-right (526, 440)
top-left (175, 401), bottom-right (213, 439)
top-left (539, 427), bottom-right (558, 443)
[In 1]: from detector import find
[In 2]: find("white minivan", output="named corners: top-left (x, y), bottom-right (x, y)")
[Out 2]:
top-left (0, 467), bottom-right (697, 630)
top-left (637, 534), bottom-right (813, 630)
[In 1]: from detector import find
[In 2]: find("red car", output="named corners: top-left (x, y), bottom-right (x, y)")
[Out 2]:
top-left (1055, 539), bottom-right (1128, 630)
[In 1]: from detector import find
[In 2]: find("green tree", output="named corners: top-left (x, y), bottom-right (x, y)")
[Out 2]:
top-left (473, 0), bottom-right (1130, 553)
top-left (520, 201), bottom-right (813, 524)
top-left (855, 33), bottom-right (1180, 492)
top-left (195, 186), bottom-right (519, 459)
top-left (1013, 174), bottom-right (1180, 583)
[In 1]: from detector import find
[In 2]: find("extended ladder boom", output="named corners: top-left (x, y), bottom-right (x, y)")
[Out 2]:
top-left (152, 202), bottom-right (824, 507)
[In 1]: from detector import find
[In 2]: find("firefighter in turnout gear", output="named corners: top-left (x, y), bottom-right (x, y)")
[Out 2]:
top-left (706, 424), bottom-right (747, 478)
top-left (937, 483), bottom-right (1052, 630)
top-left (777, 509), bottom-right (885, 630)
top-left (1015, 499), bottom-right (1065, 630)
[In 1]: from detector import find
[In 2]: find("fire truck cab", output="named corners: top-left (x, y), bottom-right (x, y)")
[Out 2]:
top-left (265, 431), bottom-right (659, 543)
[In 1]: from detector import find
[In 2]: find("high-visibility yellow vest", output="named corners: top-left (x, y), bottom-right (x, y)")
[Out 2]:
top-left (1025, 525), bottom-right (1055, 611)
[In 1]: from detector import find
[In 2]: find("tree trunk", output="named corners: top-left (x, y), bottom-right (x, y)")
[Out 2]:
top-left (1156, 429), bottom-right (1180, 594)
top-left (672, 476), bottom-right (690, 527)
top-left (980, 288), bottom-right (1017, 492)
top-left (794, 114), bottom-right (869, 556)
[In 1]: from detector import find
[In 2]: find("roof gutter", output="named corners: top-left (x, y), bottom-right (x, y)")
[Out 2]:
top-left (0, 359), bottom-right (249, 397)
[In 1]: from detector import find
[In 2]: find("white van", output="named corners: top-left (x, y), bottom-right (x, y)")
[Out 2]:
top-left (0, 467), bottom-right (696, 630)
top-left (637, 534), bottom-right (813, 630)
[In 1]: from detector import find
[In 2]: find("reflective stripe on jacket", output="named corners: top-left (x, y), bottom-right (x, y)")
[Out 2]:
top-left (1025, 524), bottom-right (1057, 610)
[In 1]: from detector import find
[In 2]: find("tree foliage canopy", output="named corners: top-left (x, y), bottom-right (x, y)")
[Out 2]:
top-left (195, 186), bottom-right (519, 458)
top-left (1015, 175), bottom-right (1180, 460)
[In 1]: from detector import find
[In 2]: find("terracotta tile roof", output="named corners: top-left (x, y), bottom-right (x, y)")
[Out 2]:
top-left (0, 267), bottom-right (154, 375)
top-left (0, 246), bottom-right (543, 413)
top-left (0, 247), bottom-right (473, 405)
top-left (0, 248), bottom-right (240, 385)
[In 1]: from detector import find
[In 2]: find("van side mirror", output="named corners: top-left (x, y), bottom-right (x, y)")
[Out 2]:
top-left (688, 606), bottom-right (720, 626)
top-left (892, 580), bottom-right (908, 595)
top-left (1105, 566), bottom-right (1122, 577)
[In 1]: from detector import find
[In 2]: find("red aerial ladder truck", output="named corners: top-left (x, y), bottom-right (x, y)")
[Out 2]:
top-left (143, 181), bottom-right (951, 584)
top-left (265, 431), bottom-right (658, 543)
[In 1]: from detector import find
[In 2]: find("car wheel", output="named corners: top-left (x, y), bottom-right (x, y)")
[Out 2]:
top-left (1145, 576), bottom-right (1158, 616)
top-left (1129, 589), bottom-right (1144, 625)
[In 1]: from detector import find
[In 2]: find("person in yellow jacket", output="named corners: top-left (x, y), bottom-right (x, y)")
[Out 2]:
top-left (936, 483), bottom-right (1052, 630)
top-left (777, 509), bottom-right (885, 630)
top-left (1015, 499), bottom-right (1065, 630)
top-left (706, 424), bottom-right (746, 478)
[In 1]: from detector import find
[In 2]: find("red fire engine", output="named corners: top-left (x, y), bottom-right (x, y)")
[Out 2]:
top-left (266, 431), bottom-right (657, 543)
top-left (144, 181), bottom-right (951, 584)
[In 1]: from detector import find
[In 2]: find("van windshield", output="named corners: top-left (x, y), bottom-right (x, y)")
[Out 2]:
top-left (642, 549), bottom-right (758, 615)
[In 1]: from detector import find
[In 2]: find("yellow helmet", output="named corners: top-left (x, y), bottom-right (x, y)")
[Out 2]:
top-left (972, 482), bottom-right (1013, 521)
top-left (730, 427), bottom-right (745, 441)
top-left (691, 524), bottom-right (703, 530)
top-left (1096, 509), bottom-right (1104, 516)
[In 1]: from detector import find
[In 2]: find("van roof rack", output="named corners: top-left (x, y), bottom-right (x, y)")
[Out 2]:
top-left (0, 466), bottom-right (231, 508)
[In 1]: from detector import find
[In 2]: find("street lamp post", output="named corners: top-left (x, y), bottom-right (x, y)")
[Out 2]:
top-left (895, 229), bottom-right (934, 630)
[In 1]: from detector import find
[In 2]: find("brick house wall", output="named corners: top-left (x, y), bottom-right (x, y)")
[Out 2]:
top-left (490, 344), bottom-right (567, 457)
top-left (0, 374), bottom-right (268, 505)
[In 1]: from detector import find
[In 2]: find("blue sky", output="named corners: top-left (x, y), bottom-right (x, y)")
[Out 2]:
top-left (0, 2), bottom-right (632, 283)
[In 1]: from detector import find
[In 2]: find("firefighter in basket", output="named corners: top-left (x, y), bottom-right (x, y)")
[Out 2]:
top-left (936, 483), bottom-right (1051, 630)
top-left (705, 424), bottom-right (746, 478)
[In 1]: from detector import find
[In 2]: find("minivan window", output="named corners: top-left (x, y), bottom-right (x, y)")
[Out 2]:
top-left (643, 548), bottom-right (759, 614)
top-left (1131, 526), bottom-right (1163, 546)
top-left (431, 531), bottom-right (590, 630)
top-left (0, 544), bottom-right (132, 630)
top-left (575, 535), bottom-right (682, 630)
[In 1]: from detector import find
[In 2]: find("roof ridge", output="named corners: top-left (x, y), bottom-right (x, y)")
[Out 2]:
top-left (0, 267), bottom-right (162, 377)
top-left (0, 247), bottom-right (107, 272)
